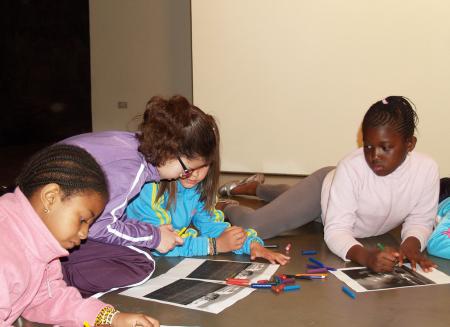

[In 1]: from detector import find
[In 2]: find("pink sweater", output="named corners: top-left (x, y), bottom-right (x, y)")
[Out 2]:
top-left (0, 188), bottom-right (106, 326)
top-left (321, 149), bottom-right (439, 260)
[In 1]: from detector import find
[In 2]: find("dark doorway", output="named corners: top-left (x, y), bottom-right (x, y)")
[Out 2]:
top-left (0, 0), bottom-right (91, 187)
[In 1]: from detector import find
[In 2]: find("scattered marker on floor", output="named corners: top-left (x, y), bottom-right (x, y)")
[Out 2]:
top-left (342, 286), bottom-right (356, 299)
top-left (308, 257), bottom-right (326, 267)
top-left (285, 242), bottom-right (292, 253)
top-left (301, 250), bottom-right (318, 255)
top-left (283, 285), bottom-right (301, 292)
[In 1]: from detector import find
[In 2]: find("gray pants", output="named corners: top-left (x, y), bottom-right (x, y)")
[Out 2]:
top-left (224, 166), bottom-right (335, 239)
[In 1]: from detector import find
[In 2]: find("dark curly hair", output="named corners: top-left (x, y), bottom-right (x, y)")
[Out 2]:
top-left (362, 96), bottom-right (418, 140)
top-left (137, 95), bottom-right (220, 211)
top-left (16, 144), bottom-right (109, 200)
top-left (137, 95), bottom-right (217, 167)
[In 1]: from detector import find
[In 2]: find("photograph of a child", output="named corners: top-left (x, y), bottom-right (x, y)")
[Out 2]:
top-left (342, 265), bottom-right (435, 291)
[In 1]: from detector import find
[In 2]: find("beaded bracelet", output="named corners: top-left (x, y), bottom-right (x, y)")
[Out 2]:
top-left (95, 306), bottom-right (120, 326)
top-left (208, 238), bottom-right (218, 255)
top-left (212, 237), bottom-right (217, 255)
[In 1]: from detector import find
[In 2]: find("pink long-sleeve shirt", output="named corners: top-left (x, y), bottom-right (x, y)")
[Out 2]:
top-left (0, 188), bottom-right (106, 326)
top-left (321, 148), bottom-right (439, 260)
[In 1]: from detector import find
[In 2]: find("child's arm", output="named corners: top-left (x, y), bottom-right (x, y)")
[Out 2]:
top-left (193, 206), bottom-right (247, 253)
top-left (21, 260), bottom-right (106, 326)
top-left (399, 163), bottom-right (439, 271)
top-left (125, 183), bottom-right (183, 253)
top-left (400, 164), bottom-right (439, 258)
top-left (323, 164), bottom-right (364, 261)
top-left (427, 199), bottom-right (450, 259)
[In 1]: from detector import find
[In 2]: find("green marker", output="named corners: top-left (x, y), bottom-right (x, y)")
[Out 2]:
top-left (377, 243), bottom-right (385, 251)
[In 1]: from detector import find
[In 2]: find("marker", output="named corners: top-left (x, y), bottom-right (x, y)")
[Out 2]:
top-left (342, 286), bottom-right (356, 299)
top-left (308, 257), bottom-right (325, 267)
top-left (377, 243), bottom-right (385, 251)
top-left (280, 278), bottom-right (296, 284)
top-left (285, 243), bottom-right (292, 252)
top-left (307, 264), bottom-right (321, 269)
top-left (271, 284), bottom-right (286, 294)
top-left (296, 275), bottom-right (326, 280)
top-left (302, 250), bottom-right (318, 255)
top-left (264, 244), bottom-right (278, 248)
top-left (283, 285), bottom-right (301, 292)
top-left (251, 283), bottom-right (275, 288)
top-left (226, 278), bottom-right (250, 286)
top-left (84, 322), bottom-right (91, 327)
top-left (177, 227), bottom-right (187, 236)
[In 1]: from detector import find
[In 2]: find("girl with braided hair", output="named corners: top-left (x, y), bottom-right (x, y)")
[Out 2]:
top-left (0, 144), bottom-right (159, 327)
top-left (220, 96), bottom-right (439, 273)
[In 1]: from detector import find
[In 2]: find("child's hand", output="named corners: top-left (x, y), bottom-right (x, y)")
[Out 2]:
top-left (399, 237), bottom-right (437, 272)
top-left (250, 242), bottom-right (290, 265)
top-left (216, 226), bottom-right (246, 253)
top-left (366, 247), bottom-right (399, 272)
top-left (112, 312), bottom-right (159, 327)
top-left (156, 224), bottom-right (184, 253)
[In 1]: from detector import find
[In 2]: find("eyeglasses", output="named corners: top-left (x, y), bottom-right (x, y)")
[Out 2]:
top-left (177, 156), bottom-right (192, 178)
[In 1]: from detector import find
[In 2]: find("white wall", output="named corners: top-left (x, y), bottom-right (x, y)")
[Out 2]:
top-left (192, 0), bottom-right (450, 176)
top-left (89, 0), bottom-right (192, 132)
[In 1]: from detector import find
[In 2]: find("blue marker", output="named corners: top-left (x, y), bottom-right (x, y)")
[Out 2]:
top-left (251, 283), bottom-right (274, 289)
top-left (283, 285), bottom-right (301, 292)
top-left (308, 257), bottom-right (325, 267)
top-left (342, 286), bottom-right (356, 299)
top-left (302, 250), bottom-right (318, 255)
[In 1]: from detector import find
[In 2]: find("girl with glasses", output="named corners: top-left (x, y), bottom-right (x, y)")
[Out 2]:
top-left (125, 119), bottom-right (289, 265)
top-left (60, 95), bottom-right (219, 297)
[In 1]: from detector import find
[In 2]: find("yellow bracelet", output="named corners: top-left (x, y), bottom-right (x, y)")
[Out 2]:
top-left (95, 306), bottom-right (120, 326)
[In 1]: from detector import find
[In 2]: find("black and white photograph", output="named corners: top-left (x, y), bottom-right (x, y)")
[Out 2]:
top-left (120, 258), bottom-right (279, 313)
top-left (342, 265), bottom-right (435, 291)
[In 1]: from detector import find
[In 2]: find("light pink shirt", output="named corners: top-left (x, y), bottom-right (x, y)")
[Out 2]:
top-left (0, 188), bottom-right (106, 326)
top-left (321, 148), bottom-right (439, 260)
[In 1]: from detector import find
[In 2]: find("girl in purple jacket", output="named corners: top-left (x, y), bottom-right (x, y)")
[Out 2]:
top-left (61, 95), bottom-right (219, 297)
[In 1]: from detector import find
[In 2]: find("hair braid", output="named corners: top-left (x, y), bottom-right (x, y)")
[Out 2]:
top-left (362, 96), bottom-right (418, 139)
top-left (16, 144), bottom-right (109, 200)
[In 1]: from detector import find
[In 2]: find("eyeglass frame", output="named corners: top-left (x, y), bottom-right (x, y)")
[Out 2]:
top-left (177, 156), bottom-right (193, 178)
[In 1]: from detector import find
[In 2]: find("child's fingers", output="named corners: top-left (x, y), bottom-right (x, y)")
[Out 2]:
top-left (174, 235), bottom-right (184, 245)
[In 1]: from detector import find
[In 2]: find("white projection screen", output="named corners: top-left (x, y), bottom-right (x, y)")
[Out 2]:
top-left (192, 0), bottom-right (450, 175)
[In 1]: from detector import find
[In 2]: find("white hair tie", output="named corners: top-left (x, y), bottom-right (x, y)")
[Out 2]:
top-left (381, 98), bottom-right (388, 105)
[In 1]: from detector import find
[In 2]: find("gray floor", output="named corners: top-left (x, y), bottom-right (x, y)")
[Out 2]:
top-left (100, 221), bottom-right (450, 327)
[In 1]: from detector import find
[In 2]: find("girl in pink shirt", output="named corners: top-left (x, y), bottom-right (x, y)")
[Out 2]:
top-left (0, 144), bottom-right (159, 327)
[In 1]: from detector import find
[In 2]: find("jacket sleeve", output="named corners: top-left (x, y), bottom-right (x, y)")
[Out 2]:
top-left (126, 183), bottom-right (172, 225)
top-left (193, 205), bottom-right (264, 255)
top-left (21, 260), bottom-right (106, 327)
top-left (0, 266), bottom-right (14, 326)
top-left (427, 198), bottom-right (450, 259)
top-left (88, 167), bottom-right (161, 249)
top-left (401, 162), bottom-right (440, 250)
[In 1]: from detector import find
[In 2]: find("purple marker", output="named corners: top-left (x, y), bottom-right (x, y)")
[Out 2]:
top-left (302, 250), bottom-right (318, 255)
top-left (308, 257), bottom-right (325, 267)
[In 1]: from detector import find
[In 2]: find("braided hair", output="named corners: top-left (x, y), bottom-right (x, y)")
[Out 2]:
top-left (362, 96), bottom-right (418, 140)
top-left (16, 144), bottom-right (109, 200)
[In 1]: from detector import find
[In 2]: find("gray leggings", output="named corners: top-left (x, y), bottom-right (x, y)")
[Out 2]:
top-left (224, 166), bottom-right (335, 239)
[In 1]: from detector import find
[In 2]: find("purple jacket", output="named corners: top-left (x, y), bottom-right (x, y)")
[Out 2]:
top-left (62, 131), bottom-right (161, 248)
